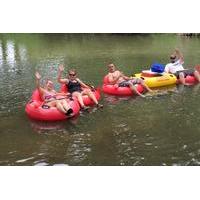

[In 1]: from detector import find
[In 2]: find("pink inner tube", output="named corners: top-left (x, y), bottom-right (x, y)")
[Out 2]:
top-left (25, 90), bottom-right (80, 121)
top-left (177, 75), bottom-right (198, 85)
top-left (102, 75), bottom-right (144, 96)
top-left (60, 84), bottom-right (101, 106)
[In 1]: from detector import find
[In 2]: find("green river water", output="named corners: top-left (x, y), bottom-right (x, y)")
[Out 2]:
top-left (0, 33), bottom-right (200, 166)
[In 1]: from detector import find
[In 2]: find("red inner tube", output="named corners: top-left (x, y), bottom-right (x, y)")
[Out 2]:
top-left (102, 75), bottom-right (144, 96)
top-left (176, 75), bottom-right (198, 85)
top-left (25, 89), bottom-right (80, 121)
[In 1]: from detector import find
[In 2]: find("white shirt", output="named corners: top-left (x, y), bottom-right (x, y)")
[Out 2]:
top-left (165, 59), bottom-right (184, 74)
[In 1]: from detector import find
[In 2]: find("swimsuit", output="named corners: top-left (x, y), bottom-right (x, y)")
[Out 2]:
top-left (67, 80), bottom-right (82, 93)
top-left (174, 69), bottom-right (194, 78)
top-left (43, 93), bottom-right (56, 103)
top-left (118, 78), bottom-right (141, 87)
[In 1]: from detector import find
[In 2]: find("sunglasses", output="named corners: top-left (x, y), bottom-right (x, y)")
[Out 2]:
top-left (170, 57), bottom-right (176, 60)
top-left (69, 73), bottom-right (76, 76)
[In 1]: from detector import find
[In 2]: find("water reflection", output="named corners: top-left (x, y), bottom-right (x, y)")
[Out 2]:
top-left (0, 39), bottom-right (29, 72)
top-left (30, 120), bottom-right (66, 133)
top-left (111, 108), bottom-right (159, 165)
top-left (29, 116), bottom-right (80, 134)
top-left (0, 38), bottom-right (33, 117)
top-left (18, 44), bottom-right (28, 62)
top-left (0, 41), bottom-right (3, 66)
top-left (104, 94), bottom-right (133, 105)
top-left (6, 40), bottom-right (15, 67)
top-left (64, 132), bottom-right (92, 165)
top-left (24, 116), bottom-right (94, 166)
top-left (29, 120), bottom-right (92, 165)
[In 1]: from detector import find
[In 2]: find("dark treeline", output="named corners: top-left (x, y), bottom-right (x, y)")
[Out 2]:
top-left (178, 33), bottom-right (200, 37)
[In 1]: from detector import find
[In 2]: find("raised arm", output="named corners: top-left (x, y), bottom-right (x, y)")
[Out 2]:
top-left (174, 48), bottom-right (184, 63)
top-left (35, 71), bottom-right (45, 96)
top-left (57, 64), bottom-right (69, 84)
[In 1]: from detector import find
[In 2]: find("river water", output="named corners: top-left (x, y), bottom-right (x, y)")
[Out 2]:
top-left (0, 33), bottom-right (200, 166)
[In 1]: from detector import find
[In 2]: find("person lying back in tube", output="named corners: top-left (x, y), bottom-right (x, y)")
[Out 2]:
top-left (106, 63), bottom-right (153, 97)
top-left (35, 71), bottom-right (74, 116)
top-left (164, 48), bottom-right (200, 85)
top-left (57, 64), bottom-right (103, 110)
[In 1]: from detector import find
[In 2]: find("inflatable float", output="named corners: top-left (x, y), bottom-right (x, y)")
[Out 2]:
top-left (102, 75), bottom-right (144, 96)
top-left (60, 84), bottom-right (101, 106)
top-left (176, 75), bottom-right (198, 85)
top-left (175, 65), bottom-right (200, 85)
top-left (135, 67), bottom-right (199, 86)
top-left (134, 70), bottom-right (177, 88)
top-left (25, 89), bottom-right (80, 121)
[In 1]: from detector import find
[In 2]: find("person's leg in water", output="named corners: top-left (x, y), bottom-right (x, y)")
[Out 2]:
top-left (193, 70), bottom-right (200, 83)
top-left (82, 89), bottom-right (103, 108)
top-left (72, 91), bottom-right (89, 110)
top-left (138, 79), bottom-right (153, 93)
top-left (128, 82), bottom-right (145, 98)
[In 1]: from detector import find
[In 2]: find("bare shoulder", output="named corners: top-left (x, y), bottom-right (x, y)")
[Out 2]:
top-left (76, 78), bottom-right (81, 82)
top-left (63, 78), bottom-right (69, 84)
top-left (114, 70), bottom-right (121, 75)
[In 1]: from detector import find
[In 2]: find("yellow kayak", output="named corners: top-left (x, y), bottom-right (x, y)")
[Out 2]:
top-left (134, 71), bottom-right (177, 88)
